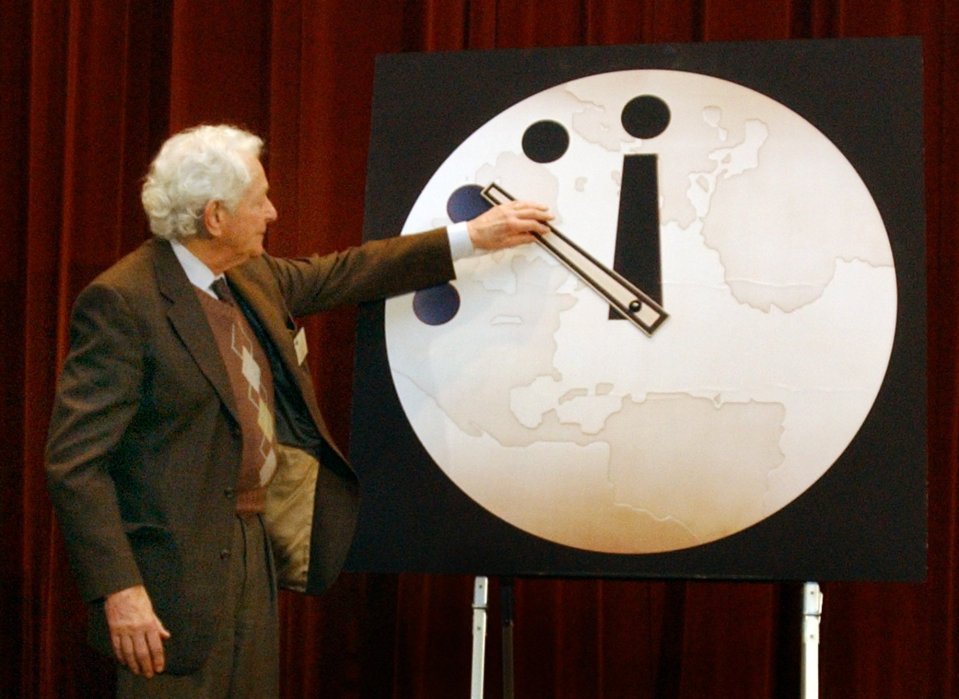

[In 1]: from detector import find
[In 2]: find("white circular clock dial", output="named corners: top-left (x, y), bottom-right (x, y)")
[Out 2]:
top-left (384, 69), bottom-right (896, 554)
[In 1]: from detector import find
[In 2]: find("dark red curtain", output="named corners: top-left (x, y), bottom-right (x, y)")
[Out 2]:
top-left (3, 1), bottom-right (955, 697)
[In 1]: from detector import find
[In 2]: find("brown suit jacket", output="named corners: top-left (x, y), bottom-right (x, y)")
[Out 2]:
top-left (45, 231), bottom-right (454, 673)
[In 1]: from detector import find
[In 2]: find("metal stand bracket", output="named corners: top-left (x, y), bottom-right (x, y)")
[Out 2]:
top-left (470, 576), bottom-right (489, 699)
top-left (801, 582), bottom-right (824, 699)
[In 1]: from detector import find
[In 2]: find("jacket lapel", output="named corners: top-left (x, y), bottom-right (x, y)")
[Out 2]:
top-left (225, 269), bottom-right (296, 368)
top-left (152, 239), bottom-right (239, 423)
top-left (226, 265), bottom-right (330, 438)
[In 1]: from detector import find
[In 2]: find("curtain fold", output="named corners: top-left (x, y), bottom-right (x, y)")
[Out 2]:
top-left (0, 2), bottom-right (30, 691)
top-left (4, 1), bottom-right (955, 696)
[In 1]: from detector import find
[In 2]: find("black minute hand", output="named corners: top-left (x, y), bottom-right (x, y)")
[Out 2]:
top-left (481, 183), bottom-right (668, 336)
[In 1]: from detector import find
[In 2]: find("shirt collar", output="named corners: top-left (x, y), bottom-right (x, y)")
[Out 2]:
top-left (170, 239), bottom-right (219, 297)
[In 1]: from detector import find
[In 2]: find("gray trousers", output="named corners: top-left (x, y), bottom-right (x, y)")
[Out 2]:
top-left (116, 515), bottom-right (279, 699)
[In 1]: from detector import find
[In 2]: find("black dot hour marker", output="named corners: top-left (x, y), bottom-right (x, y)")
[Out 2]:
top-left (621, 95), bottom-right (670, 139)
top-left (522, 120), bottom-right (569, 163)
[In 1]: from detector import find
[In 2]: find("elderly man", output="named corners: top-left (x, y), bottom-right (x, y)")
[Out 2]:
top-left (45, 124), bottom-right (550, 697)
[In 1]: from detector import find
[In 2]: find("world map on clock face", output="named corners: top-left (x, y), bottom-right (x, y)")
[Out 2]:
top-left (383, 69), bottom-right (896, 554)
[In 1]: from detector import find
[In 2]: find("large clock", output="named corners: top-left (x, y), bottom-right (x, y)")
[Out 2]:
top-left (349, 39), bottom-right (925, 580)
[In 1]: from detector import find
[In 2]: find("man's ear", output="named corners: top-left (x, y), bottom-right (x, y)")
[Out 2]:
top-left (203, 200), bottom-right (224, 238)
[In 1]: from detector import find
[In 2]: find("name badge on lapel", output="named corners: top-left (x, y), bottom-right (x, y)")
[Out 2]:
top-left (293, 326), bottom-right (308, 365)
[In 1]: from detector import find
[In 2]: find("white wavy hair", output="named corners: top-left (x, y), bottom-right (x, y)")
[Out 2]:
top-left (141, 124), bottom-right (264, 241)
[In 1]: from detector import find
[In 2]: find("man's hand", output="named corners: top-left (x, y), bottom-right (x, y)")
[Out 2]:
top-left (467, 200), bottom-right (553, 250)
top-left (104, 584), bottom-right (171, 678)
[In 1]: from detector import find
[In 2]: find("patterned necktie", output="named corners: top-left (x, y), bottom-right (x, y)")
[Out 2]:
top-left (211, 277), bottom-right (236, 305)
top-left (209, 277), bottom-right (278, 487)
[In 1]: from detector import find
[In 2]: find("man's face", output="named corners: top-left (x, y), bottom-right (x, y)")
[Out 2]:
top-left (216, 156), bottom-right (277, 261)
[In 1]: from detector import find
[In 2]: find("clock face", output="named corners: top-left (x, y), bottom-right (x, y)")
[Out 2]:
top-left (382, 69), bottom-right (896, 555)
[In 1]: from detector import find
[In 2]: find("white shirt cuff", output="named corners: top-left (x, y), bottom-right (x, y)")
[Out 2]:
top-left (446, 221), bottom-right (475, 261)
